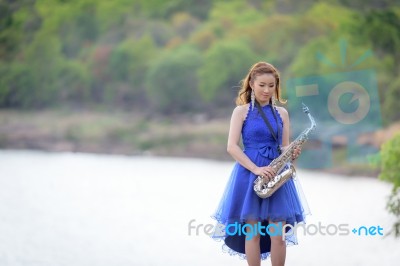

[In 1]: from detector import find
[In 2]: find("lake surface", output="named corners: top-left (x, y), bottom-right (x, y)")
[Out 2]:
top-left (0, 150), bottom-right (399, 266)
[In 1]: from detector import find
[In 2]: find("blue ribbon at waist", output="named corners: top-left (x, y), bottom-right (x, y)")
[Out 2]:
top-left (244, 143), bottom-right (280, 159)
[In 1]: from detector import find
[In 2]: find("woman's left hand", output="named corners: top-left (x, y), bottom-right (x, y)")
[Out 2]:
top-left (292, 146), bottom-right (301, 160)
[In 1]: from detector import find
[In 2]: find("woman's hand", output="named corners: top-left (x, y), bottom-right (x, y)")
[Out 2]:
top-left (292, 145), bottom-right (302, 160)
top-left (252, 166), bottom-right (276, 181)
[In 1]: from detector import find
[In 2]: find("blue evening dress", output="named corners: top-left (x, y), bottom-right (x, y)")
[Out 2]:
top-left (211, 103), bottom-right (311, 260)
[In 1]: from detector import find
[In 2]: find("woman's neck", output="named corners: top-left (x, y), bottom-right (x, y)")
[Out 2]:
top-left (257, 100), bottom-right (270, 107)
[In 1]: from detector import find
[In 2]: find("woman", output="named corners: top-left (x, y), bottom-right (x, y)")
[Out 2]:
top-left (211, 62), bottom-right (310, 266)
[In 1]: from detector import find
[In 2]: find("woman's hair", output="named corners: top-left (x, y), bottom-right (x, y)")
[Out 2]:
top-left (236, 62), bottom-right (286, 106)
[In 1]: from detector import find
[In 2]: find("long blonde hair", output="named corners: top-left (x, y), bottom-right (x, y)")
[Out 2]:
top-left (236, 62), bottom-right (286, 105)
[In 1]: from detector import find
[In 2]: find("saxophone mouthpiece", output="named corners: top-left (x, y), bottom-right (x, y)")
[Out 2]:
top-left (302, 102), bottom-right (310, 114)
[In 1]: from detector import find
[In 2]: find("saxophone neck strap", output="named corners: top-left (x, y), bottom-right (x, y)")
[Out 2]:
top-left (255, 100), bottom-right (281, 153)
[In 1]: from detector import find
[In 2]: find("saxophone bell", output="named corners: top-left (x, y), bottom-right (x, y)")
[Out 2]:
top-left (254, 163), bottom-right (296, 198)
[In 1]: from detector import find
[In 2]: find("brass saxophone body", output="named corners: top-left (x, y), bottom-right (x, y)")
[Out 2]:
top-left (253, 103), bottom-right (316, 198)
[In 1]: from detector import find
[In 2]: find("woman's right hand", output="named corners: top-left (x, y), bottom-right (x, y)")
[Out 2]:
top-left (252, 166), bottom-right (276, 180)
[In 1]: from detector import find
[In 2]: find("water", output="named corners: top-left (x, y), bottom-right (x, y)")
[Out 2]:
top-left (0, 150), bottom-right (399, 266)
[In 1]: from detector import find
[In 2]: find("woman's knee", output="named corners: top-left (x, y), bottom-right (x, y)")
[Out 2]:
top-left (246, 232), bottom-right (260, 242)
top-left (270, 235), bottom-right (285, 246)
top-left (245, 220), bottom-right (261, 242)
top-left (268, 220), bottom-right (286, 244)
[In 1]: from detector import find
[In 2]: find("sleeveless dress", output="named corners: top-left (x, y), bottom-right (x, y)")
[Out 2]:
top-left (211, 103), bottom-right (311, 260)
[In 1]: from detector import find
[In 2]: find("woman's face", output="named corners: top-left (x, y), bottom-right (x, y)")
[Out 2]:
top-left (251, 73), bottom-right (276, 105)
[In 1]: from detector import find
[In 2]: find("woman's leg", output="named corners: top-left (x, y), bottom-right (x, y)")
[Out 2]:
top-left (269, 220), bottom-right (286, 266)
top-left (245, 220), bottom-right (261, 266)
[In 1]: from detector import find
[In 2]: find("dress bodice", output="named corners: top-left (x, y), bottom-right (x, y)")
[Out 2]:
top-left (242, 104), bottom-right (284, 160)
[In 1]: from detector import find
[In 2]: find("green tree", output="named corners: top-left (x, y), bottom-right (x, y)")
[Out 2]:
top-left (379, 133), bottom-right (400, 237)
top-left (57, 60), bottom-right (91, 105)
top-left (349, 9), bottom-right (400, 124)
top-left (146, 46), bottom-right (203, 113)
top-left (198, 40), bottom-right (257, 104)
top-left (58, 4), bottom-right (98, 58)
top-left (352, 9), bottom-right (400, 72)
top-left (107, 36), bottom-right (158, 107)
top-left (0, 62), bottom-right (36, 108)
top-left (23, 31), bottom-right (65, 107)
top-left (383, 77), bottom-right (400, 123)
top-left (171, 12), bottom-right (200, 39)
top-left (1, 0), bottom-right (400, 116)
top-left (135, 0), bottom-right (214, 19)
top-left (0, 0), bottom-right (41, 60)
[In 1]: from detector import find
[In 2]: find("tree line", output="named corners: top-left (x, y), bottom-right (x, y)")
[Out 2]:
top-left (0, 0), bottom-right (399, 123)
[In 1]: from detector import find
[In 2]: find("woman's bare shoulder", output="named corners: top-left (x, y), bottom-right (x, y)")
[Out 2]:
top-left (275, 105), bottom-right (289, 121)
top-left (232, 103), bottom-right (250, 121)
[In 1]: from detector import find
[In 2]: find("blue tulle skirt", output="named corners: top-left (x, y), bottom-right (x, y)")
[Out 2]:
top-left (211, 146), bottom-right (311, 260)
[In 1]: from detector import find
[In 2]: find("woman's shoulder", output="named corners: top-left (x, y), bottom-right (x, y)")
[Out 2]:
top-left (275, 105), bottom-right (288, 115)
top-left (275, 105), bottom-right (289, 122)
top-left (232, 103), bottom-right (250, 121)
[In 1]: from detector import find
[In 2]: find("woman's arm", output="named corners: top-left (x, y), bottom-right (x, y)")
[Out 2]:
top-left (227, 104), bottom-right (275, 178)
top-left (276, 106), bottom-right (290, 147)
top-left (276, 106), bottom-right (301, 159)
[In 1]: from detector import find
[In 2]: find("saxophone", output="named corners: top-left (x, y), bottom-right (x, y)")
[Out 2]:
top-left (253, 103), bottom-right (316, 198)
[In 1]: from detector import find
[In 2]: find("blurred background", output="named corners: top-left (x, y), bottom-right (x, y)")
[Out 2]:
top-left (1, 0), bottom-right (400, 164)
top-left (0, 0), bottom-right (400, 265)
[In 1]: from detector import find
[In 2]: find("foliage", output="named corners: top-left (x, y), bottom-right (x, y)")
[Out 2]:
top-left (351, 9), bottom-right (400, 70)
top-left (107, 36), bottom-right (157, 108)
top-left (0, 62), bottom-right (36, 108)
top-left (379, 133), bottom-right (400, 237)
top-left (383, 77), bottom-right (400, 123)
top-left (0, 0), bottom-right (399, 122)
top-left (198, 40), bottom-right (257, 103)
top-left (146, 46), bottom-right (203, 113)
